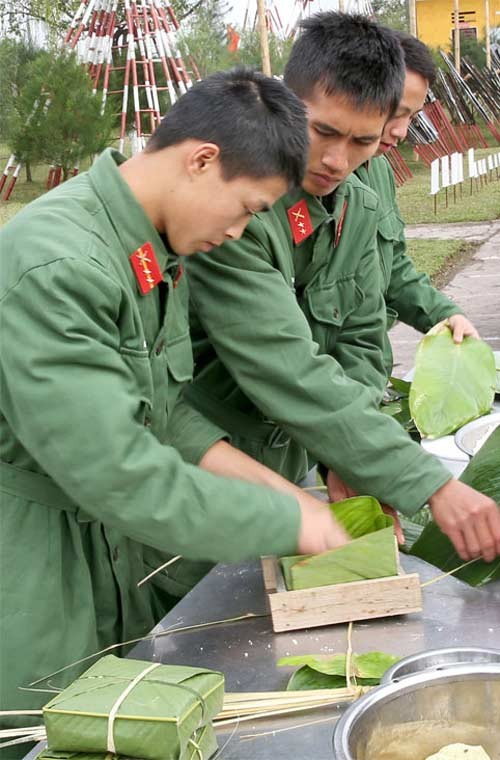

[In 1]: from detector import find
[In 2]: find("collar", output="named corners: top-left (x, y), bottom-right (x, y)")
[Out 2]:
top-left (88, 148), bottom-right (176, 276)
top-left (283, 182), bottom-right (349, 240)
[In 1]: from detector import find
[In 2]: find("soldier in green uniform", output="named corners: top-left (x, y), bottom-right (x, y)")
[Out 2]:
top-left (183, 14), bottom-right (500, 567)
top-left (354, 31), bottom-right (478, 377)
top-left (0, 69), bottom-right (347, 743)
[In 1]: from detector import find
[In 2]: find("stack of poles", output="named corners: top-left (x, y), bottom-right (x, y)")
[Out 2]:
top-left (243, 0), bottom-right (286, 38)
top-left (0, 0), bottom-right (197, 201)
top-left (385, 147), bottom-right (413, 186)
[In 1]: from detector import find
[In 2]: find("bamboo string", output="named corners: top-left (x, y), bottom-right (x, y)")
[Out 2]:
top-left (137, 555), bottom-right (182, 587)
top-left (28, 612), bottom-right (267, 688)
top-left (345, 621), bottom-right (354, 690)
top-left (420, 558), bottom-right (480, 587)
top-left (240, 713), bottom-right (340, 740)
top-left (302, 485), bottom-right (328, 492)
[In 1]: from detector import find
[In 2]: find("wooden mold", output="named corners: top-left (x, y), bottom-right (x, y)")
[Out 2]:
top-left (261, 551), bottom-right (422, 633)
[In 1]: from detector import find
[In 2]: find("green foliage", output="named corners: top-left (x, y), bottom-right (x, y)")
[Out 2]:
top-left (278, 651), bottom-right (400, 691)
top-left (0, 38), bottom-right (40, 142)
top-left (372, 0), bottom-right (409, 31)
top-left (411, 426), bottom-right (500, 585)
top-left (409, 324), bottom-right (496, 438)
top-left (233, 30), bottom-right (295, 76)
top-left (179, 0), bottom-right (232, 78)
top-left (11, 51), bottom-right (114, 179)
top-left (0, 0), bottom-right (79, 43)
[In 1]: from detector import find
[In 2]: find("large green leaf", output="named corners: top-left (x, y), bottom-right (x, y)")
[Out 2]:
top-left (409, 325), bottom-right (496, 438)
top-left (495, 351), bottom-right (500, 393)
top-left (281, 526), bottom-right (397, 590)
top-left (280, 497), bottom-right (396, 591)
top-left (329, 496), bottom-right (393, 537)
top-left (410, 427), bottom-right (500, 586)
top-left (277, 652), bottom-right (400, 691)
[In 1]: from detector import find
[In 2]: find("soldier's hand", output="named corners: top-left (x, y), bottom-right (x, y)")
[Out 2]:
top-left (429, 479), bottom-right (500, 562)
top-left (445, 315), bottom-right (480, 343)
top-left (381, 504), bottom-right (405, 546)
top-left (297, 494), bottom-right (350, 555)
top-left (326, 469), bottom-right (358, 502)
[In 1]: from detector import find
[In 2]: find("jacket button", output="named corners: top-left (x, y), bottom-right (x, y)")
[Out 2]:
top-left (144, 416), bottom-right (152, 427)
top-left (333, 307), bottom-right (340, 319)
top-left (155, 340), bottom-right (164, 356)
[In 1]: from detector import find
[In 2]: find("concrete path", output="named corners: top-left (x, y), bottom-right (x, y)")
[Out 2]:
top-left (406, 219), bottom-right (500, 242)
top-left (390, 219), bottom-right (500, 374)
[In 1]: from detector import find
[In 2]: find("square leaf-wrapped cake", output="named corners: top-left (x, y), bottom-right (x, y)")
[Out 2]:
top-left (43, 656), bottom-right (224, 760)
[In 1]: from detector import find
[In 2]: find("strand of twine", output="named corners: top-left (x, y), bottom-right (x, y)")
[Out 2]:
top-left (137, 555), bottom-right (182, 587)
top-left (420, 558), bottom-right (480, 587)
top-left (28, 612), bottom-right (267, 688)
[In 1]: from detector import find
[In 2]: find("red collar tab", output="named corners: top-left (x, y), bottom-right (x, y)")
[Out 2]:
top-left (334, 200), bottom-right (348, 247)
top-left (173, 264), bottom-right (184, 289)
top-left (287, 199), bottom-right (314, 245)
top-left (130, 242), bottom-right (163, 295)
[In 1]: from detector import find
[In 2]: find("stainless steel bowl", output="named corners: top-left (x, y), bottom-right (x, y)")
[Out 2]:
top-left (332, 663), bottom-right (500, 760)
top-left (381, 646), bottom-right (500, 684)
top-left (454, 411), bottom-right (500, 457)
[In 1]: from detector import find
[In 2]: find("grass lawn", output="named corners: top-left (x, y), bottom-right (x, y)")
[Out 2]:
top-left (406, 239), bottom-right (475, 287)
top-left (396, 145), bottom-right (500, 225)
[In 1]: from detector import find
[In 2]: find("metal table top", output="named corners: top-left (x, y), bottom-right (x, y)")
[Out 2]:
top-left (128, 555), bottom-right (500, 760)
top-left (23, 555), bottom-right (500, 760)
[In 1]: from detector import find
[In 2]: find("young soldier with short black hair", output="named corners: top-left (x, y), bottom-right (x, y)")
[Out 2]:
top-left (354, 31), bottom-right (478, 378)
top-left (0, 68), bottom-right (347, 742)
top-left (183, 14), bottom-right (500, 574)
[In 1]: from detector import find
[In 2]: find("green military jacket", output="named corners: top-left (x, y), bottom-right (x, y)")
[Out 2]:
top-left (355, 156), bottom-right (461, 373)
top-left (0, 150), bottom-right (301, 725)
top-left (182, 175), bottom-right (450, 508)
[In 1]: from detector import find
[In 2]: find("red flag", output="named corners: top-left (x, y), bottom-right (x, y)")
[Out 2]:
top-left (227, 24), bottom-right (240, 53)
top-left (287, 199), bottom-right (314, 245)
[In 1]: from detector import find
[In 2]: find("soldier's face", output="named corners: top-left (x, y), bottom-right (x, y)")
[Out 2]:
top-left (302, 87), bottom-right (386, 196)
top-left (169, 165), bottom-right (287, 256)
top-left (377, 69), bottom-right (428, 155)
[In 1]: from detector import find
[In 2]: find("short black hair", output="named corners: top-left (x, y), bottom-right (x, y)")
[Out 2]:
top-left (146, 67), bottom-right (308, 189)
top-left (284, 12), bottom-right (405, 117)
top-left (395, 31), bottom-right (437, 87)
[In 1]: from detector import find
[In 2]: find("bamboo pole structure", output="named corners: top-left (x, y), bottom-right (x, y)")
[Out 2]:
top-left (408, 0), bottom-right (417, 37)
top-left (257, 0), bottom-right (272, 76)
top-left (453, 0), bottom-right (461, 75)
top-left (485, 0), bottom-right (491, 69)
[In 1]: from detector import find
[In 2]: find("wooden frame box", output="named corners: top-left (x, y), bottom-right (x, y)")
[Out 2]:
top-left (261, 555), bottom-right (422, 633)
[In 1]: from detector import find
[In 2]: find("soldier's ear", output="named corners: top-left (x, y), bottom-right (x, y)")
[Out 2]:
top-left (187, 143), bottom-right (220, 178)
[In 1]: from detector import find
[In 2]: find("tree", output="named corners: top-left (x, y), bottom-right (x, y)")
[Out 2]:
top-left (233, 29), bottom-right (295, 76)
top-left (0, 0), bottom-right (79, 43)
top-left (11, 50), bottom-right (114, 180)
top-left (0, 38), bottom-right (40, 143)
top-left (178, 0), bottom-right (232, 78)
top-left (372, 0), bottom-right (409, 32)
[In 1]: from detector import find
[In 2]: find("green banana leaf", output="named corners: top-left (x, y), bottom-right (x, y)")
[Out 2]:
top-left (400, 506), bottom-right (433, 552)
top-left (410, 426), bottom-right (500, 586)
top-left (495, 351), bottom-right (500, 393)
top-left (409, 325), bottom-right (496, 439)
top-left (280, 497), bottom-right (397, 591)
top-left (277, 652), bottom-right (399, 691)
top-left (388, 376), bottom-right (412, 396)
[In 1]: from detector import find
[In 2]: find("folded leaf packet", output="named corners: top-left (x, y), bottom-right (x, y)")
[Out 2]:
top-left (42, 656), bottom-right (224, 760)
top-left (37, 724), bottom-right (219, 760)
top-left (280, 497), bottom-right (398, 591)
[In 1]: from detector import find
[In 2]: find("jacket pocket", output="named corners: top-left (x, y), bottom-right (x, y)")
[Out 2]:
top-left (307, 276), bottom-right (362, 327)
top-left (166, 332), bottom-right (194, 383)
top-left (377, 213), bottom-right (400, 291)
top-left (118, 347), bottom-right (154, 424)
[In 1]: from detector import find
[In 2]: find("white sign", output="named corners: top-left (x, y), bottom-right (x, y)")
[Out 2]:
top-left (458, 152), bottom-right (464, 182)
top-left (487, 154), bottom-right (494, 171)
top-left (441, 155), bottom-right (451, 187)
top-left (467, 147), bottom-right (477, 179)
top-left (430, 158), bottom-right (440, 195)
top-left (450, 152), bottom-right (460, 185)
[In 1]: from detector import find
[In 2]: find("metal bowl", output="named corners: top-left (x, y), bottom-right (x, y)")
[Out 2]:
top-left (332, 663), bottom-right (500, 760)
top-left (381, 646), bottom-right (500, 684)
top-left (454, 412), bottom-right (500, 457)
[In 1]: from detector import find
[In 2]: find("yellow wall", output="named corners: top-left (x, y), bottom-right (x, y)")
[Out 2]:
top-left (416, 0), bottom-right (500, 49)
